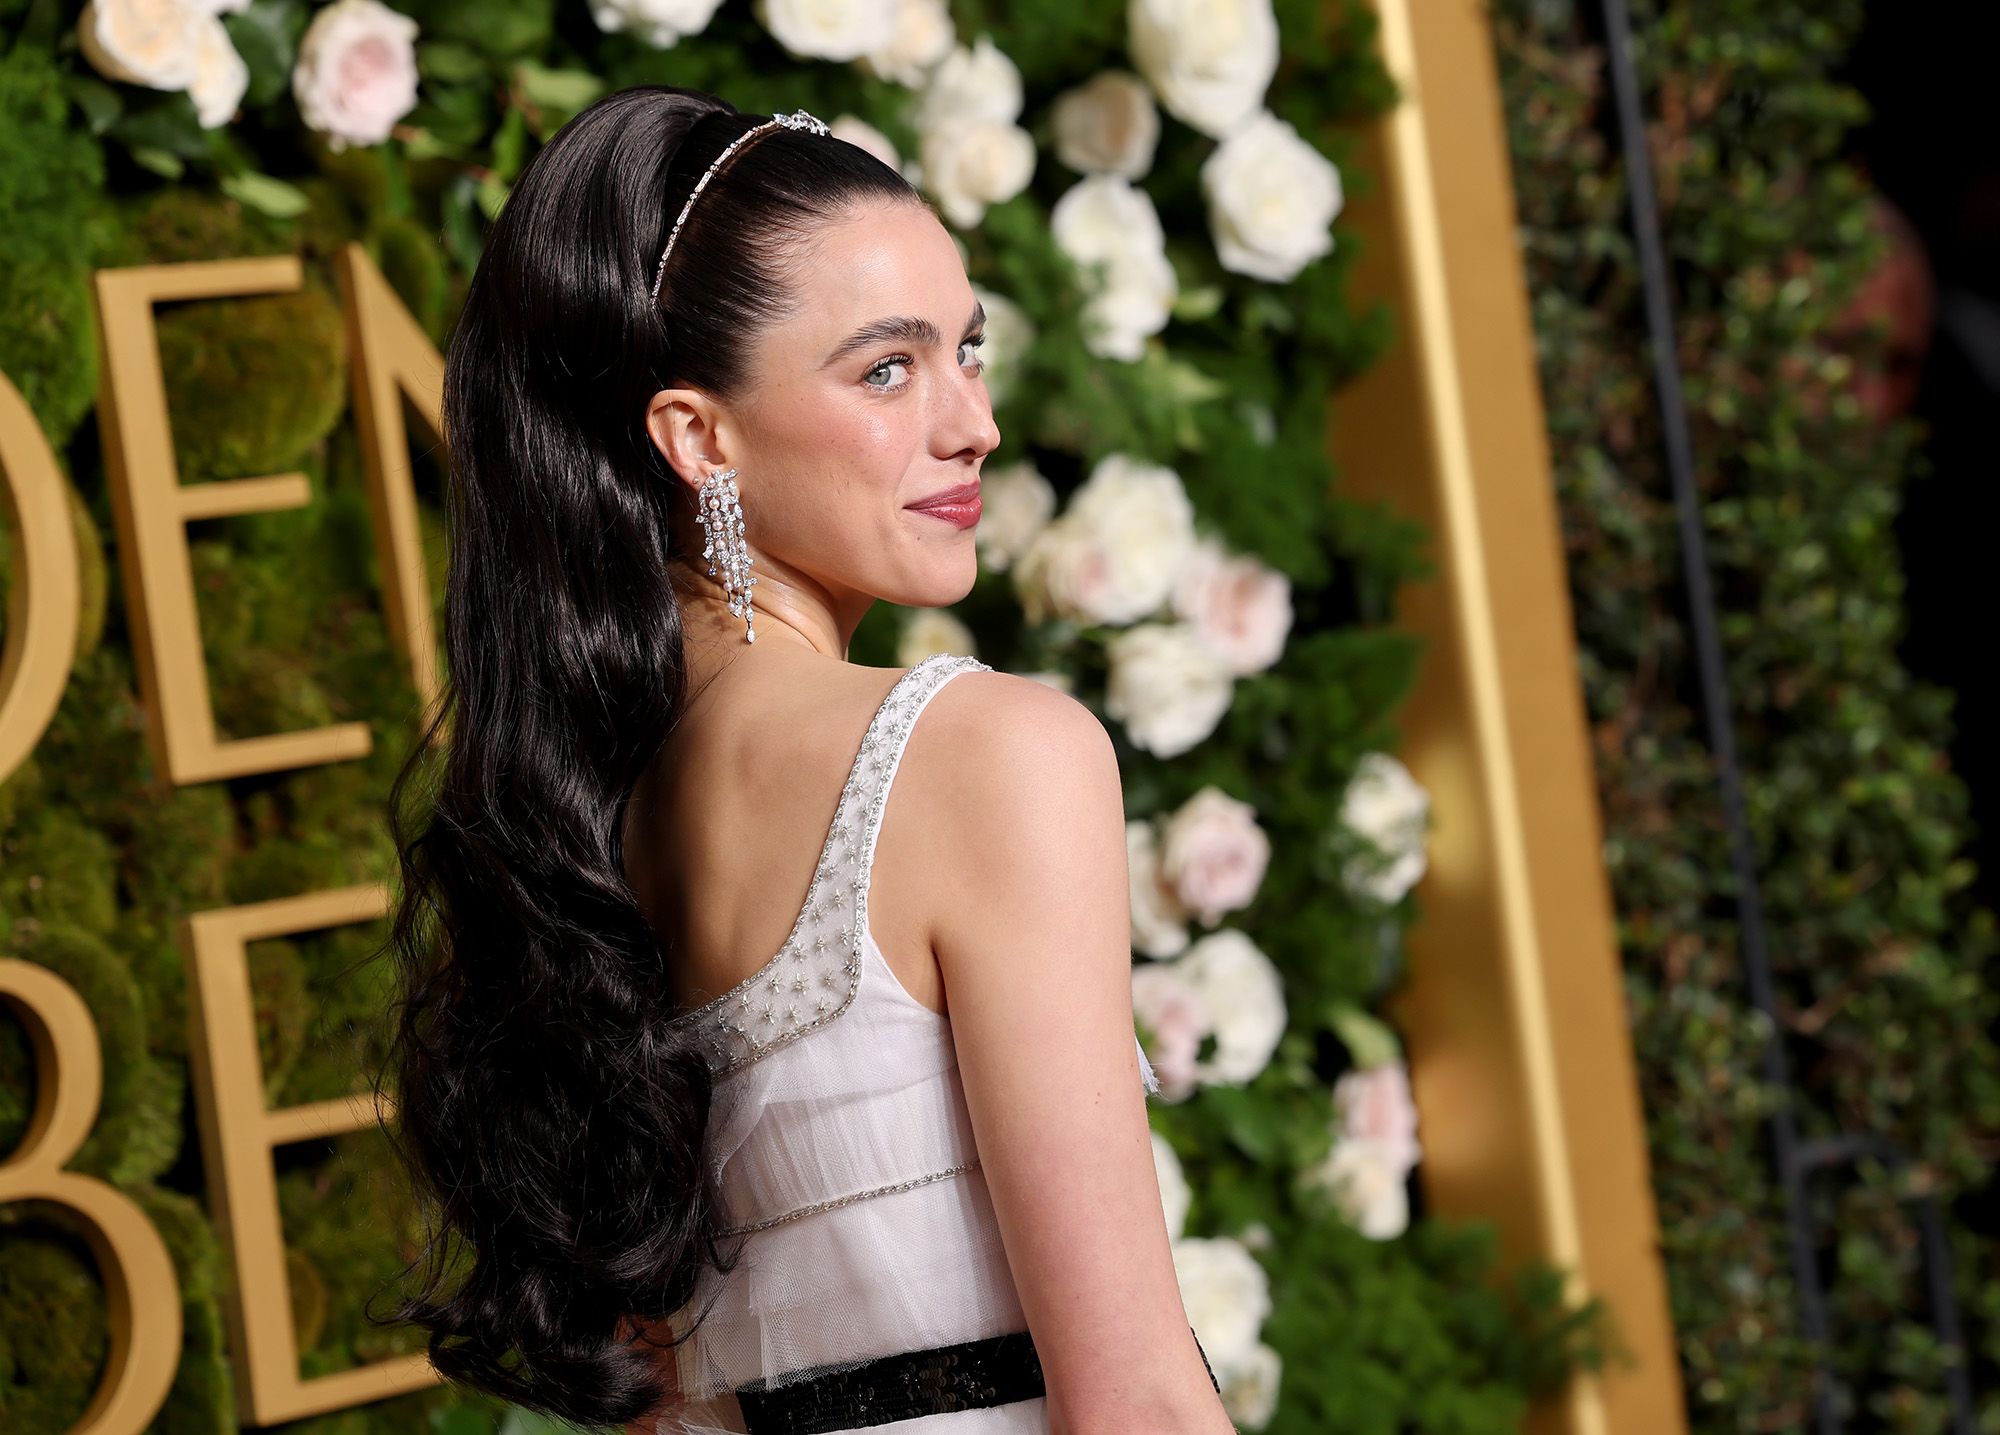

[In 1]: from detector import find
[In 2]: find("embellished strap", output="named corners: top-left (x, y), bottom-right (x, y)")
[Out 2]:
top-left (669, 653), bottom-right (991, 1076)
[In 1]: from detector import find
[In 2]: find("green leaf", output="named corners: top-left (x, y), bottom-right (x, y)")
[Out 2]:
top-left (400, 127), bottom-right (470, 163)
top-left (128, 145), bottom-right (186, 180)
top-left (1172, 284), bottom-right (1225, 321)
top-left (223, 1), bottom-right (302, 110)
top-left (514, 60), bottom-right (605, 115)
top-left (65, 74), bottom-right (124, 136)
top-left (1328, 1003), bottom-right (1402, 1068)
top-left (109, 91), bottom-right (211, 161)
top-left (491, 105), bottom-right (527, 183)
top-left (417, 40), bottom-right (490, 84)
top-left (219, 171), bottom-right (311, 219)
top-left (475, 172), bottom-right (511, 222)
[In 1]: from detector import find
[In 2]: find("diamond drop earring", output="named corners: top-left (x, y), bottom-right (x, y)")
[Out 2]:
top-left (695, 466), bottom-right (756, 643)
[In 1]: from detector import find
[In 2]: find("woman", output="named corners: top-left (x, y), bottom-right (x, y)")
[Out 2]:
top-left (380, 85), bottom-right (1232, 1434)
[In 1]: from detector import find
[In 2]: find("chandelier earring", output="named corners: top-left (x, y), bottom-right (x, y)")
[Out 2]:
top-left (695, 466), bottom-right (756, 643)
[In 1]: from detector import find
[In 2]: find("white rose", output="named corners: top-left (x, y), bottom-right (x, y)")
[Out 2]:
top-left (1178, 928), bottom-right (1285, 1085)
top-left (585, 0), bottom-right (722, 47)
top-left (1130, 959), bottom-right (1209, 1102)
top-left (1303, 1134), bottom-right (1412, 1240)
top-left (1128, 819), bottom-right (1192, 959)
top-left (77, 0), bottom-right (205, 92)
top-left (1169, 1235), bottom-right (1271, 1367)
top-left (1012, 457), bottom-right (1193, 629)
top-left (1159, 786), bottom-right (1269, 925)
top-left (1050, 174), bottom-right (1177, 361)
top-left (919, 120), bottom-right (1035, 230)
top-left (1334, 1060), bottom-right (1421, 1171)
top-left (187, 11), bottom-right (247, 128)
top-left (1066, 453), bottom-right (1195, 614)
top-left (1051, 69), bottom-right (1159, 179)
top-left (1203, 109), bottom-right (1343, 282)
top-left (859, 0), bottom-right (955, 86)
top-left (916, 32), bottom-right (1023, 129)
top-left (754, 0), bottom-right (895, 60)
top-left (973, 459), bottom-right (1055, 573)
top-left (1338, 752), bottom-right (1431, 904)
top-left (828, 114), bottom-right (901, 173)
top-left (1215, 1340), bottom-right (1282, 1429)
top-left (968, 284), bottom-right (1032, 408)
top-left (1151, 1130), bottom-right (1190, 1240)
top-left (1128, 0), bottom-right (1279, 140)
top-left (896, 608), bottom-right (977, 667)
top-left (292, 0), bottom-right (420, 152)
top-left (1105, 623), bottom-right (1233, 758)
top-left (1170, 534), bottom-right (1293, 676)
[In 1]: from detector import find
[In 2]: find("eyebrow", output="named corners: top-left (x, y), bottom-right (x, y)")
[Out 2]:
top-left (820, 300), bottom-right (987, 369)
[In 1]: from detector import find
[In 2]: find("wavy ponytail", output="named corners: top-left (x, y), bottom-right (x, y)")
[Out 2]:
top-left (372, 85), bottom-right (925, 1427)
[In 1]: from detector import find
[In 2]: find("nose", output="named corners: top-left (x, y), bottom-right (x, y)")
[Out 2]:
top-left (934, 358), bottom-right (1002, 462)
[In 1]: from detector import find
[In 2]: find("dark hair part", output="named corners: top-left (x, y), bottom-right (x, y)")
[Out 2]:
top-left (372, 85), bottom-right (925, 1428)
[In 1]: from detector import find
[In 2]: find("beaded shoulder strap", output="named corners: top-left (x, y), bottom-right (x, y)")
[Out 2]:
top-left (669, 652), bottom-right (993, 1076)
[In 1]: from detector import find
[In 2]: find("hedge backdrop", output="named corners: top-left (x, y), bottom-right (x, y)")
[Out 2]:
top-left (0, 0), bottom-right (1609, 1431)
top-left (1494, 0), bottom-right (2000, 1430)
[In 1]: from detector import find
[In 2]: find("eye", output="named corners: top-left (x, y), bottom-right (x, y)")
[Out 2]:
top-left (862, 355), bottom-right (913, 391)
top-left (861, 335), bottom-right (989, 393)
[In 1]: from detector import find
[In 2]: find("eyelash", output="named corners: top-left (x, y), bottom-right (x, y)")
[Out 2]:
top-left (863, 334), bottom-right (988, 393)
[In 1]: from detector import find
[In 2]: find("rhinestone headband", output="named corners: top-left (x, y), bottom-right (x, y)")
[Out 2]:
top-left (650, 109), bottom-right (831, 304)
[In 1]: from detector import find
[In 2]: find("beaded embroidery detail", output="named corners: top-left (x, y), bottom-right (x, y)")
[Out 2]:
top-left (666, 652), bottom-right (992, 1077)
top-left (717, 1159), bottom-right (982, 1237)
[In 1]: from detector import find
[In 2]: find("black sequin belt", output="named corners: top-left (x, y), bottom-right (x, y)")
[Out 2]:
top-left (734, 1325), bottom-right (1221, 1432)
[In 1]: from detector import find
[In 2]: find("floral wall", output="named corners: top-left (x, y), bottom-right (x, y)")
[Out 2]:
top-left (0, 0), bottom-right (1601, 1430)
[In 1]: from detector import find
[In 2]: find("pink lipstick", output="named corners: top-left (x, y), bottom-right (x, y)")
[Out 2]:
top-left (907, 480), bottom-right (981, 530)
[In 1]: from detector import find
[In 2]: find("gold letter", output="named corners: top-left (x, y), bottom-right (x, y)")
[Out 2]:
top-left (336, 242), bottom-right (447, 732)
top-left (0, 960), bottom-right (182, 1435)
top-left (180, 885), bottom-right (436, 1422)
top-left (93, 258), bottom-right (372, 788)
top-left (0, 369), bottom-right (81, 786)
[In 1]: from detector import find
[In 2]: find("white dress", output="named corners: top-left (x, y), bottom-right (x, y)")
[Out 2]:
top-left (652, 653), bottom-right (1163, 1434)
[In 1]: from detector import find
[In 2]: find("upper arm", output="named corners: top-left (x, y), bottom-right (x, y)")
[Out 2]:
top-left (913, 673), bottom-right (1227, 1431)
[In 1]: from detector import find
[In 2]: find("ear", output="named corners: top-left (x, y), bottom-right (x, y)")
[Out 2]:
top-left (646, 388), bottom-right (732, 488)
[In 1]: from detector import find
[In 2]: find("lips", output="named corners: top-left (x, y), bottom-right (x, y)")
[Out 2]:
top-left (907, 480), bottom-right (982, 530)
top-left (907, 480), bottom-right (982, 511)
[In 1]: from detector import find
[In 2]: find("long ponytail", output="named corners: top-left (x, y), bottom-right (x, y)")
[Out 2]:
top-left (373, 85), bottom-right (925, 1427)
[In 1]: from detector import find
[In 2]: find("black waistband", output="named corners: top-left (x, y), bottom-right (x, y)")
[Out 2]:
top-left (734, 1325), bottom-right (1220, 1433)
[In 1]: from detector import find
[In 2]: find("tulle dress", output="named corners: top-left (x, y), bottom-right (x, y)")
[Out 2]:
top-left (649, 653), bottom-right (1179, 1434)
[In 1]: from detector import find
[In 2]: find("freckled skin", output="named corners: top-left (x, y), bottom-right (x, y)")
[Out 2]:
top-left (644, 199), bottom-right (1003, 663)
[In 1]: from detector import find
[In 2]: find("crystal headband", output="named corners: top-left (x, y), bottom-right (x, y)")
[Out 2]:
top-left (649, 109), bottom-right (831, 304)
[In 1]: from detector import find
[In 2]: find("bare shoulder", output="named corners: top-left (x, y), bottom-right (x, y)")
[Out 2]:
top-left (915, 667), bottom-right (1122, 818)
top-left (901, 664), bottom-right (1128, 953)
top-left (890, 664), bottom-right (1125, 965)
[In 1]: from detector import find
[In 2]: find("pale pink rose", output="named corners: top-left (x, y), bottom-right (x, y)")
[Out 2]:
top-left (1158, 785), bottom-right (1269, 925)
top-left (292, 0), bottom-right (420, 152)
top-left (1131, 962), bottom-right (1211, 1102)
top-left (1128, 819), bottom-right (1192, 959)
top-left (1304, 1135), bottom-right (1411, 1240)
top-left (1171, 535), bottom-right (1293, 676)
top-left (1333, 1061), bottom-right (1420, 1172)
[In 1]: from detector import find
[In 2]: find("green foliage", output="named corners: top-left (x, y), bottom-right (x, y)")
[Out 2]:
top-left (0, 45), bottom-right (106, 447)
top-left (1493, 0), bottom-right (2000, 1428)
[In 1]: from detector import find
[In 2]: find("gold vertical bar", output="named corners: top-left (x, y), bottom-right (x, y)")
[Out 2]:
top-left (1333, 2), bottom-right (1687, 1431)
